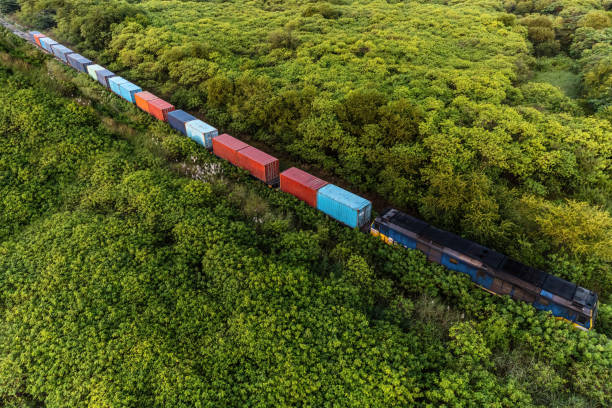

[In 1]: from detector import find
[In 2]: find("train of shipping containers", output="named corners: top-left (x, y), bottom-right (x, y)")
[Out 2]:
top-left (237, 146), bottom-right (280, 186)
top-left (280, 167), bottom-right (328, 208)
top-left (167, 110), bottom-right (197, 135)
top-left (66, 54), bottom-right (93, 73)
top-left (39, 37), bottom-right (58, 53)
top-left (135, 92), bottom-right (158, 113)
top-left (50, 44), bottom-right (74, 63)
top-left (212, 134), bottom-right (249, 166)
top-left (148, 98), bottom-right (175, 121)
top-left (317, 184), bottom-right (372, 229)
top-left (109, 77), bottom-right (128, 97)
top-left (186, 120), bottom-right (218, 149)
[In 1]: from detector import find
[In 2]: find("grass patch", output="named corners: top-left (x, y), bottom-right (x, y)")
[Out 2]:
top-left (531, 55), bottom-right (582, 98)
top-left (532, 70), bottom-right (581, 99)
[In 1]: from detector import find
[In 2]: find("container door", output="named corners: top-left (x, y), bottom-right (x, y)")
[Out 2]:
top-left (358, 208), bottom-right (366, 228)
top-left (264, 163), bottom-right (271, 184)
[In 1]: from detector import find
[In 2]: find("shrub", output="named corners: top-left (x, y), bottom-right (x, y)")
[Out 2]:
top-left (0, 0), bottom-right (19, 14)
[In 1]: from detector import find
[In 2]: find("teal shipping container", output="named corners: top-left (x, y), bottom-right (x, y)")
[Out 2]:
top-left (108, 76), bottom-right (128, 96)
top-left (119, 82), bottom-right (142, 103)
top-left (316, 184), bottom-right (372, 228)
top-left (39, 37), bottom-right (58, 53)
top-left (87, 64), bottom-right (104, 81)
top-left (185, 120), bottom-right (218, 149)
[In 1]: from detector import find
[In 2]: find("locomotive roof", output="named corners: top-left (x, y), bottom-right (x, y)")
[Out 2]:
top-left (419, 226), bottom-right (507, 269)
top-left (500, 258), bottom-right (547, 287)
top-left (386, 210), bottom-right (429, 235)
top-left (542, 274), bottom-right (577, 301)
top-left (420, 225), bottom-right (472, 254)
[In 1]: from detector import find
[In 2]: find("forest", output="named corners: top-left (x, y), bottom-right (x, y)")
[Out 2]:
top-left (0, 0), bottom-right (611, 406)
top-left (5, 0), bottom-right (610, 298)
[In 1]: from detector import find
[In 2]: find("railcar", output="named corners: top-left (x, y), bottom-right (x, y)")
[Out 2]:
top-left (185, 120), bottom-right (218, 149)
top-left (317, 184), bottom-right (371, 229)
top-left (371, 208), bottom-right (598, 330)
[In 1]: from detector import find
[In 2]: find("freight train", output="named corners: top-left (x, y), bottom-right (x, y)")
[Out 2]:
top-left (23, 31), bottom-right (599, 330)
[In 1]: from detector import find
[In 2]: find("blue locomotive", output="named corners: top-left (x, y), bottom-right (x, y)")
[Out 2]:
top-left (371, 208), bottom-right (599, 330)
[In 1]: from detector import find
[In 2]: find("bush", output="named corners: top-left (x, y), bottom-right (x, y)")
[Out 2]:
top-left (0, 0), bottom-right (19, 14)
top-left (160, 133), bottom-right (195, 162)
top-left (302, 3), bottom-right (342, 19)
top-left (31, 10), bottom-right (56, 30)
top-left (268, 29), bottom-right (300, 50)
top-left (579, 11), bottom-right (612, 29)
top-left (520, 15), bottom-right (560, 56)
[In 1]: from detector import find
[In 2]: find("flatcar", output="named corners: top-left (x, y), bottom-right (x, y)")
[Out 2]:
top-left (371, 208), bottom-right (598, 330)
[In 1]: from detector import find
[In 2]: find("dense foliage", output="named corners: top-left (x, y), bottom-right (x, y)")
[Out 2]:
top-left (0, 0), bottom-right (19, 14)
top-left (0, 26), bottom-right (611, 407)
top-left (9, 0), bottom-right (611, 300)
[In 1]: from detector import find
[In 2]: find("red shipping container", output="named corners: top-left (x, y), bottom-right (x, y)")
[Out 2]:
top-left (134, 91), bottom-right (159, 113)
top-left (147, 98), bottom-right (175, 121)
top-left (280, 167), bottom-right (328, 207)
top-left (213, 134), bottom-right (249, 166)
top-left (237, 146), bottom-right (280, 185)
top-left (33, 33), bottom-right (46, 48)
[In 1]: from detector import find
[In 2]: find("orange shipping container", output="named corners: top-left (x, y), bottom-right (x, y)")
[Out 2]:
top-left (212, 134), bottom-right (250, 166)
top-left (237, 146), bottom-right (280, 186)
top-left (280, 167), bottom-right (328, 207)
top-left (134, 91), bottom-right (159, 113)
top-left (147, 98), bottom-right (175, 122)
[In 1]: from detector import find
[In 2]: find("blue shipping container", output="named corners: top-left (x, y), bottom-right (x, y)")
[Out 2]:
top-left (50, 44), bottom-right (74, 63)
top-left (167, 110), bottom-right (197, 135)
top-left (96, 69), bottom-right (116, 88)
top-left (316, 184), bottom-right (372, 228)
top-left (119, 82), bottom-right (142, 104)
top-left (108, 76), bottom-right (128, 96)
top-left (39, 37), bottom-right (58, 53)
top-left (185, 120), bottom-right (218, 149)
top-left (87, 64), bottom-right (104, 81)
top-left (66, 53), bottom-right (93, 73)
